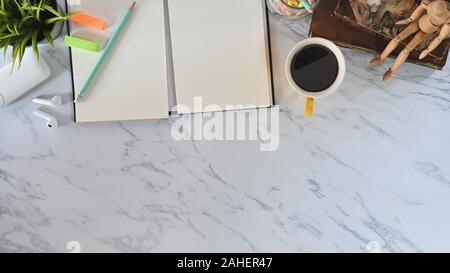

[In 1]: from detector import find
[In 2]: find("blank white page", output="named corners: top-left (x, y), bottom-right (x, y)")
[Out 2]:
top-left (70, 0), bottom-right (168, 122)
top-left (168, 0), bottom-right (273, 114)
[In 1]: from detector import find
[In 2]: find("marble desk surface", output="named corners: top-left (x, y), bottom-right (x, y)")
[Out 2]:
top-left (1, 14), bottom-right (450, 253)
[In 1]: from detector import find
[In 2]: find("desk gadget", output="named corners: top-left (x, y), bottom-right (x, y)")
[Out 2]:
top-left (32, 95), bottom-right (63, 108)
top-left (32, 107), bottom-right (59, 128)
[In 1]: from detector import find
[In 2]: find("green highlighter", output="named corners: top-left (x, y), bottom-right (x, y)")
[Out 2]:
top-left (64, 36), bottom-right (99, 52)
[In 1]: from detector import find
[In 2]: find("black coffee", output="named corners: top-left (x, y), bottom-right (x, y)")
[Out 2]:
top-left (290, 45), bottom-right (339, 92)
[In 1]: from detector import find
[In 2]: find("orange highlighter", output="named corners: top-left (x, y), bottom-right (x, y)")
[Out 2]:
top-left (71, 12), bottom-right (106, 31)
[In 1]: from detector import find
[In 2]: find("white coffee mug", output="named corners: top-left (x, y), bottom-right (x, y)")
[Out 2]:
top-left (286, 38), bottom-right (346, 116)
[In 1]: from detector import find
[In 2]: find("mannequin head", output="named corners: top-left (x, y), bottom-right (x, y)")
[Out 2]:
top-left (428, 0), bottom-right (450, 26)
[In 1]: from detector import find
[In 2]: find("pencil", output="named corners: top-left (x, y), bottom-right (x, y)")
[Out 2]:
top-left (74, 2), bottom-right (137, 103)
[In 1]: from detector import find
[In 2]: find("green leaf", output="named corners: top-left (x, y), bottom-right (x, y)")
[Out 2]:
top-left (3, 46), bottom-right (8, 61)
top-left (0, 42), bottom-right (9, 61)
top-left (6, 24), bottom-right (16, 34)
top-left (20, 33), bottom-right (32, 56)
top-left (1, 32), bottom-right (20, 39)
top-left (42, 4), bottom-right (60, 17)
top-left (10, 42), bottom-right (21, 72)
top-left (14, 0), bottom-right (26, 17)
top-left (45, 16), bottom-right (65, 25)
top-left (36, 0), bottom-right (42, 21)
top-left (19, 15), bottom-right (34, 27)
top-left (13, 23), bottom-right (19, 35)
top-left (42, 30), bottom-right (53, 48)
top-left (31, 29), bottom-right (39, 61)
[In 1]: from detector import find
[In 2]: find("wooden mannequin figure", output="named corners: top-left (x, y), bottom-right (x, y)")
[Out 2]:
top-left (371, 0), bottom-right (450, 81)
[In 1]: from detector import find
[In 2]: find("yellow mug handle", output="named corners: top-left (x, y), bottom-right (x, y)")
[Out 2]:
top-left (305, 97), bottom-right (314, 117)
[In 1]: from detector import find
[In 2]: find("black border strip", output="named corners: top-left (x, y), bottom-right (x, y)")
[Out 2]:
top-left (265, 0), bottom-right (276, 106)
top-left (64, 0), bottom-right (76, 123)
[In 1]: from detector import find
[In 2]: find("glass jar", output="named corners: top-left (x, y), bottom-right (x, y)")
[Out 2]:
top-left (267, 0), bottom-right (320, 18)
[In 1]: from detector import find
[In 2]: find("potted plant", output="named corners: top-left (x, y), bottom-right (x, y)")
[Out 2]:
top-left (0, 0), bottom-right (72, 70)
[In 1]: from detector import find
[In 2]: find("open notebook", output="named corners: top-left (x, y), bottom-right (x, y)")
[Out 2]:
top-left (68, 0), bottom-right (274, 122)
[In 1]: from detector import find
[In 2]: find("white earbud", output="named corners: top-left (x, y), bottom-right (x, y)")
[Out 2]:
top-left (32, 108), bottom-right (59, 128)
top-left (32, 95), bottom-right (63, 108)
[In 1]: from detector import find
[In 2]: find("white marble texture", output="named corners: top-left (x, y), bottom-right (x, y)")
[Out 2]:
top-left (1, 9), bottom-right (450, 253)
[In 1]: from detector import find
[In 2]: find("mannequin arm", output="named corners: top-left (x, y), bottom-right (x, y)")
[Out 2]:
top-left (420, 20), bottom-right (450, 59)
top-left (396, 0), bottom-right (430, 25)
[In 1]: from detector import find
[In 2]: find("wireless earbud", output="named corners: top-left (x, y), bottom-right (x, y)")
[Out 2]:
top-left (32, 108), bottom-right (59, 128)
top-left (32, 95), bottom-right (63, 108)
